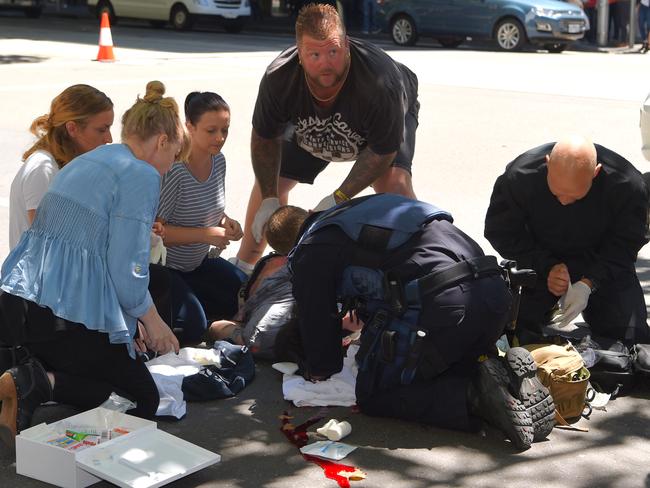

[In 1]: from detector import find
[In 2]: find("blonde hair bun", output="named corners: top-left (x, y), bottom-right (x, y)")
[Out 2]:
top-left (143, 81), bottom-right (166, 103)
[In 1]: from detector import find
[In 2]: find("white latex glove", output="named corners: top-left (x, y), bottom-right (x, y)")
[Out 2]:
top-left (150, 233), bottom-right (167, 265)
top-left (252, 197), bottom-right (280, 243)
top-left (553, 280), bottom-right (591, 328)
top-left (313, 193), bottom-right (337, 212)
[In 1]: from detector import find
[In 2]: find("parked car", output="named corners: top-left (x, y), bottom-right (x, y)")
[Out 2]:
top-left (87, 0), bottom-right (251, 33)
top-left (376, 0), bottom-right (589, 52)
top-left (0, 0), bottom-right (43, 18)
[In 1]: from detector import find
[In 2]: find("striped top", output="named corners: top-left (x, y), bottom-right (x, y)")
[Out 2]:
top-left (158, 153), bottom-right (226, 272)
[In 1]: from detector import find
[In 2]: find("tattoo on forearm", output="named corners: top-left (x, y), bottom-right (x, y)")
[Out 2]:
top-left (251, 129), bottom-right (281, 198)
top-left (340, 149), bottom-right (395, 197)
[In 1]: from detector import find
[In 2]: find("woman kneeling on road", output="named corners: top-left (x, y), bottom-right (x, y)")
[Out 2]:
top-left (0, 81), bottom-right (187, 451)
top-left (9, 84), bottom-right (114, 250)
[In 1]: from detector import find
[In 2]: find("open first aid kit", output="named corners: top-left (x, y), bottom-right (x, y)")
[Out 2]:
top-left (16, 407), bottom-right (220, 488)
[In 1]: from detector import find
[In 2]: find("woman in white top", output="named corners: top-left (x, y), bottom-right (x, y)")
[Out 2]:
top-left (9, 84), bottom-right (114, 249)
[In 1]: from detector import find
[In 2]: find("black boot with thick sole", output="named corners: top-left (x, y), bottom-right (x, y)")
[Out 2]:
top-left (505, 347), bottom-right (556, 441)
top-left (471, 357), bottom-right (534, 451)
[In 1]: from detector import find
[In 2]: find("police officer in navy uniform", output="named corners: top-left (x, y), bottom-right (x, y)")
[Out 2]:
top-left (270, 194), bottom-right (554, 451)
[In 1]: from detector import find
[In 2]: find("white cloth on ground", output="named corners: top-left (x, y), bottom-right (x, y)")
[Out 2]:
top-left (145, 347), bottom-right (224, 418)
top-left (282, 345), bottom-right (359, 407)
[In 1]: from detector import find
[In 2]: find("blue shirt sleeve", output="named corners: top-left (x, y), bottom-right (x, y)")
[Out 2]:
top-left (106, 166), bottom-right (160, 319)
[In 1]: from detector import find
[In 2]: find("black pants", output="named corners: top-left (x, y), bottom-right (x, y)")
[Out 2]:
top-left (358, 275), bottom-right (512, 432)
top-left (0, 292), bottom-right (159, 419)
top-left (517, 268), bottom-right (649, 346)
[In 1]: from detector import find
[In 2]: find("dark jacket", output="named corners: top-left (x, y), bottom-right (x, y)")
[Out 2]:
top-left (484, 142), bottom-right (649, 289)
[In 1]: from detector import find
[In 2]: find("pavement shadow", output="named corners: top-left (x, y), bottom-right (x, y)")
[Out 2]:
top-left (0, 358), bottom-right (649, 487)
top-left (0, 54), bottom-right (46, 64)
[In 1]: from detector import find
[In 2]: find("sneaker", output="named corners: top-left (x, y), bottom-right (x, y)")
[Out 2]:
top-left (228, 256), bottom-right (254, 277)
top-left (505, 347), bottom-right (556, 441)
top-left (470, 357), bottom-right (534, 450)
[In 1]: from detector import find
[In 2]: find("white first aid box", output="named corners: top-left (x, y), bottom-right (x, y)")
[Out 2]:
top-left (16, 407), bottom-right (220, 488)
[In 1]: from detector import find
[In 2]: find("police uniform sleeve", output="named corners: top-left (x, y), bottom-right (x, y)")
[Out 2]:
top-left (484, 171), bottom-right (560, 278)
top-left (291, 242), bottom-right (346, 378)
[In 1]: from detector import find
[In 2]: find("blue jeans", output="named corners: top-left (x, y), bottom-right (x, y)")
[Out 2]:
top-left (362, 0), bottom-right (376, 32)
top-left (640, 5), bottom-right (650, 40)
top-left (167, 257), bottom-right (246, 343)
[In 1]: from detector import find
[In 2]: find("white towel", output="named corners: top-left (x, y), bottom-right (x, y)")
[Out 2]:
top-left (145, 348), bottom-right (212, 418)
top-left (147, 364), bottom-right (187, 419)
top-left (282, 345), bottom-right (359, 407)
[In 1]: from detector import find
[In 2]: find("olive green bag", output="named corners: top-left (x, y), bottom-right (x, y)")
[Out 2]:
top-left (523, 344), bottom-right (590, 424)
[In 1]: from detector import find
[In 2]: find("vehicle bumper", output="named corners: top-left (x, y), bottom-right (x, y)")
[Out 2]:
top-left (195, 13), bottom-right (251, 23)
top-left (191, 3), bottom-right (251, 19)
top-left (1, 0), bottom-right (43, 7)
top-left (525, 15), bottom-right (588, 43)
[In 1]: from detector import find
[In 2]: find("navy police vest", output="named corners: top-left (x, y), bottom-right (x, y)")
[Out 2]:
top-left (293, 193), bottom-right (453, 253)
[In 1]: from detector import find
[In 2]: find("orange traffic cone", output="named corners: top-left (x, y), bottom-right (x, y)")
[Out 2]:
top-left (95, 12), bottom-right (115, 62)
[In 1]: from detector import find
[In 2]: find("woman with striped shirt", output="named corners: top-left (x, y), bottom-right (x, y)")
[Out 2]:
top-left (155, 91), bottom-right (246, 344)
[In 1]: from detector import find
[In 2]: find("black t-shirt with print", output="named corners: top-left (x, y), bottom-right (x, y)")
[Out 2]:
top-left (252, 38), bottom-right (419, 162)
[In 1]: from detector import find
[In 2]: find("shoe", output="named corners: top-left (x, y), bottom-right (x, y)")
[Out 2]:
top-left (228, 256), bottom-right (254, 277)
top-left (0, 371), bottom-right (17, 452)
top-left (0, 358), bottom-right (52, 452)
top-left (0, 346), bottom-right (30, 374)
top-left (505, 347), bottom-right (555, 441)
top-left (470, 357), bottom-right (534, 450)
top-left (640, 42), bottom-right (649, 54)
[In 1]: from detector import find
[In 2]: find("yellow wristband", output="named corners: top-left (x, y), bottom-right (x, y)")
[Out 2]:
top-left (334, 189), bottom-right (350, 202)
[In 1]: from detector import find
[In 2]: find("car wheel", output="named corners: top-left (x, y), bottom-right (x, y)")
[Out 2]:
top-left (391, 14), bottom-right (418, 47)
top-left (437, 37), bottom-right (463, 48)
top-left (170, 5), bottom-right (194, 30)
top-left (223, 19), bottom-right (245, 33)
top-left (24, 7), bottom-right (42, 18)
top-left (494, 18), bottom-right (525, 51)
top-left (149, 20), bottom-right (167, 29)
top-left (544, 43), bottom-right (567, 53)
top-left (96, 0), bottom-right (117, 25)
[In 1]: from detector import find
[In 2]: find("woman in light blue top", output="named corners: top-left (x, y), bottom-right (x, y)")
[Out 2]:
top-left (0, 81), bottom-right (187, 450)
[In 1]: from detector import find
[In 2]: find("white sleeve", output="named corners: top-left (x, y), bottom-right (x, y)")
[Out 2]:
top-left (22, 158), bottom-right (57, 211)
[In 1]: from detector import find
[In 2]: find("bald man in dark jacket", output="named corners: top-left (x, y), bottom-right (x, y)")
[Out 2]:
top-left (485, 137), bottom-right (650, 345)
